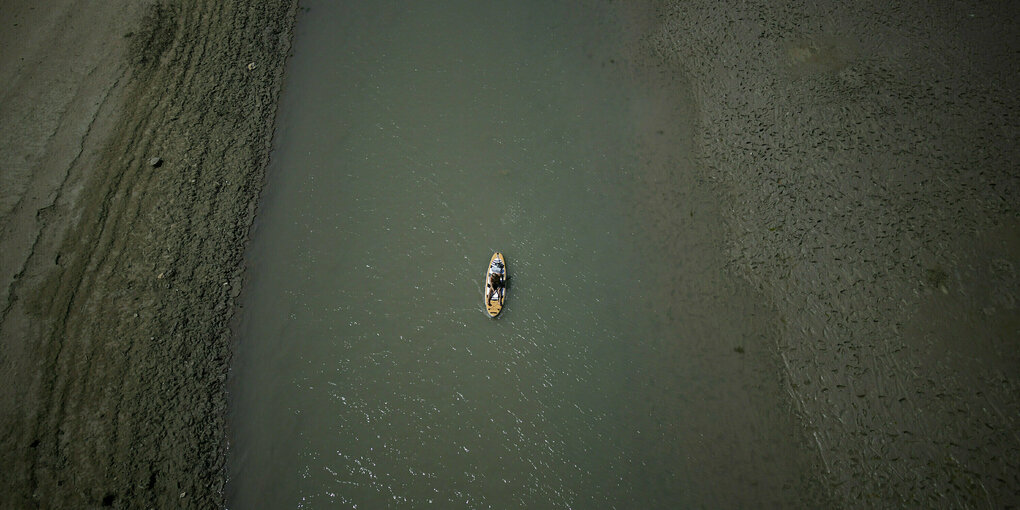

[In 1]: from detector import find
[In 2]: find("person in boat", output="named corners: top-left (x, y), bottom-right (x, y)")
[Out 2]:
top-left (488, 261), bottom-right (505, 301)
top-left (488, 272), bottom-right (504, 301)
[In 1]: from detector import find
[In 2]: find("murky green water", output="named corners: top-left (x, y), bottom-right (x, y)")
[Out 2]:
top-left (227, 2), bottom-right (825, 508)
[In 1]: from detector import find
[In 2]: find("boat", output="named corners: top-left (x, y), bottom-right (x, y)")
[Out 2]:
top-left (483, 252), bottom-right (507, 317)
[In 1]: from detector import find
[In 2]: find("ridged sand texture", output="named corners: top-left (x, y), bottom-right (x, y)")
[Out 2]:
top-left (0, 1), bottom-right (298, 508)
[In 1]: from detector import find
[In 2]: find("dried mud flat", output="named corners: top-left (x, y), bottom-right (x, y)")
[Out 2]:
top-left (0, 1), bottom-right (297, 508)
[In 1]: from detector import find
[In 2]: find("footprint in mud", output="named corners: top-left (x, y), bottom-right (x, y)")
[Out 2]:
top-left (784, 36), bottom-right (850, 76)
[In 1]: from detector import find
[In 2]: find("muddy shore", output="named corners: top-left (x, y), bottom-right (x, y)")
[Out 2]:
top-left (648, 0), bottom-right (1019, 506)
top-left (1, 0), bottom-right (1017, 508)
top-left (0, 1), bottom-right (297, 507)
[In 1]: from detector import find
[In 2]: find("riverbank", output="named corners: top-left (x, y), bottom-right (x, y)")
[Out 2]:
top-left (647, 0), bottom-right (1019, 505)
top-left (0, 1), bottom-right (297, 507)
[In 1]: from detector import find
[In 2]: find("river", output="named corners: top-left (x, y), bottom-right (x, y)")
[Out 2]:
top-left (226, 1), bottom-right (826, 508)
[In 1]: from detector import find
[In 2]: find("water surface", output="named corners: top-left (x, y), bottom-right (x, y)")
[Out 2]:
top-left (227, 2), bottom-right (825, 508)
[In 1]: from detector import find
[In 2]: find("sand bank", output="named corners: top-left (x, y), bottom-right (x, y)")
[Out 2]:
top-left (648, 0), bottom-right (1019, 505)
top-left (0, 1), bottom-right (297, 507)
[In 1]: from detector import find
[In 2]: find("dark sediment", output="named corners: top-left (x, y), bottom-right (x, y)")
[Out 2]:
top-left (649, 0), bottom-right (1019, 505)
top-left (0, 1), bottom-right (297, 508)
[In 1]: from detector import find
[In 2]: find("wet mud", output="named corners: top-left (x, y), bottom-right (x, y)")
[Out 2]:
top-left (0, 1), bottom-right (297, 508)
top-left (647, 0), bottom-right (1019, 505)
